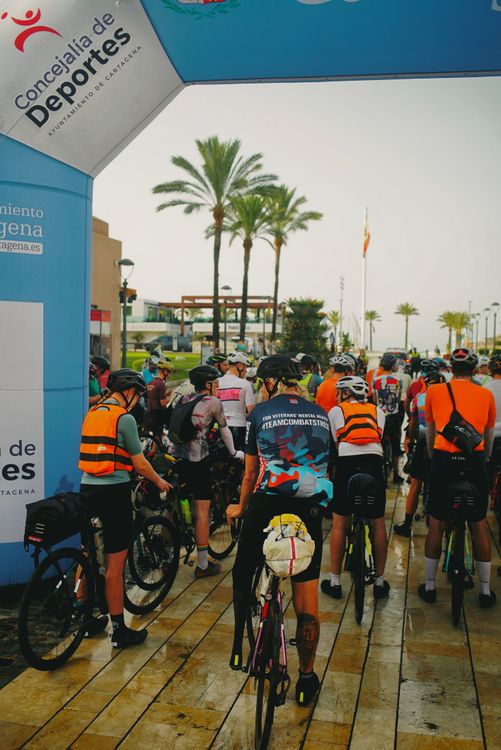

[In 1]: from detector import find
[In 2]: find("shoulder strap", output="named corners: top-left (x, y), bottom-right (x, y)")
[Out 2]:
top-left (446, 381), bottom-right (457, 410)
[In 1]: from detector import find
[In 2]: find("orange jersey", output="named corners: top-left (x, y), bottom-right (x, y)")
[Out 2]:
top-left (316, 374), bottom-right (343, 413)
top-left (366, 367), bottom-right (382, 397)
top-left (425, 380), bottom-right (496, 453)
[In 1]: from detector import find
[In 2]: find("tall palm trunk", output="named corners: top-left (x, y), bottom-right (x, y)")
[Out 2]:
top-left (404, 317), bottom-right (409, 349)
top-left (239, 238), bottom-right (252, 341)
top-left (448, 327), bottom-right (452, 352)
top-left (212, 208), bottom-right (224, 347)
top-left (271, 238), bottom-right (282, 342)
top-left (369, 324), bottom-right (373, 350)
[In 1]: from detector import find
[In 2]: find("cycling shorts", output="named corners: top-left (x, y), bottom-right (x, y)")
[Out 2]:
top-left (427, 450), bottom-right (488, 523)
top-left (80, 482), bottom-right (133, 553)
top-left (232, 494), bottom-right (323, 596)
top-left (384, 414), bottom-right (402, 455)
top-left (229, 426), bottom-right (246, 452)
top-left (176, 457), bottom-right (212, 501)
top-left (330, 454), bottom-right (386, 519)
top-left (408, 440), bottom-right (429, 481)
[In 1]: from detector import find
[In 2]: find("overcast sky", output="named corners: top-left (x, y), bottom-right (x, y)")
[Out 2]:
top-left (93, 76), bottom-right (501, 352)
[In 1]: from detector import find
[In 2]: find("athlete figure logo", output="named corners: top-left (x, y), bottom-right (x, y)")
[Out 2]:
top-left (0, 8), bottom-right (62, 52)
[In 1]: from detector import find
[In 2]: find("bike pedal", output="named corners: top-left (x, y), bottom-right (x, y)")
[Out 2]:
top-left (288, 638), bottom-right (297, 646)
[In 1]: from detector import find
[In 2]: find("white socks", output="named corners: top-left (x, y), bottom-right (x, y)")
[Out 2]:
top-left (330, 573), bottom-right (341, 587)
top-left (424, 556), bottom-right (439, 591)
top-left (197, 546), bottom-right (208, 570)
top-left (476, 560), bottom-right (491, 596)
top-left (375, 575), bottom-right (384, 587)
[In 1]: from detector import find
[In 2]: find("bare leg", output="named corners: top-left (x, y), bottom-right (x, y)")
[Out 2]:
top-left (330, 513), bottom-right (351, 574)
top-left (370, 517), bottom-right (388, 577)
top-left (104, 549), bottom-right (128, 615)
top-left (292, 579), bottom-right (320, 673)
top-left (194, 499), bottom-right (210, 547)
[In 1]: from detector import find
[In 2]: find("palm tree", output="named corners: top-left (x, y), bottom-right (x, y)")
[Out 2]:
top-left (395, 303), bottom-right (419, 350)
top-left (265, 186), bottom-right (322, 341)
top-left (223, 194), bottom-right (271, 340)
top-left (365, 310), bottom-right (381, 350)
top-left (153, 136), bottom-right (276, 347)
top-left (452, 311), bottom-right (471, 347)
top-left (437, 310), bottom-right (456, 353)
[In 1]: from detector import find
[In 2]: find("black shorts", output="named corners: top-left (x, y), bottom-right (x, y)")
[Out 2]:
top-left (232, 494), bottom-right (324, 596)
top-left (229, 426), bottom-right (246, 451)
top-left (331, 454), bottom-right (386, 519)
top-left (80, 482), bottom-right (133, 553)
top-left (177, 457), bottom-right (212, 501)
top-left (384, 414), bottom-right (402, 456)
top-left (409, 440), bottom-right (429, 481)
top-left (427, 450), bottom-right (488, 523)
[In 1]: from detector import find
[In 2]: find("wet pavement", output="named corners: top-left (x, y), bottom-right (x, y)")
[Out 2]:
top-left (0, 485), bottom-right (500, 749)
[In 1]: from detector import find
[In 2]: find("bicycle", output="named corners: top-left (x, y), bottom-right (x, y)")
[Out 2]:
top-left (442, 479), bottom-right (477, 627)
top-left (382, 432), bottom-right (392, 487)
top-left (208, 448), bottom-right (243, 559)
top-left (344, 473), bottom-right (377, 624)
top-left (19, 514), bottom-right (112, 671)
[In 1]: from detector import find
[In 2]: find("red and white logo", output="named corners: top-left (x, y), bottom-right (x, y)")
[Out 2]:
top-left (0, 7), bottom-right (61, 52)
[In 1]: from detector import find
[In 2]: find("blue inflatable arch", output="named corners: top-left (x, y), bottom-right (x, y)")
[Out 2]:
top-left (1, 0), bottom-right (500, 584)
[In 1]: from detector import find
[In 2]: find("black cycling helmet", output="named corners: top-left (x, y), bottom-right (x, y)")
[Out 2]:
top-left (207, 354), bottom-right (227, 365)
top-left (299, 354), bottom-right (316, 368)
top-left (421, 359), bottom-right (439, 373)
top-left (256, 355), bottom-right (302, 382)
top-left (450, 347), bottom-right (478, 368)
top-left (423, 370), bottom-right (445, 385)
top-left (107, 368), bottom-right (146, 395)
top-left (380, 353), bottom-right (397, 370)
top-left (189, 365), bottom-right (220, 390)
top-left (91, 355), bottom-right (110, 371)
top-left (489, 353), bottom-right (501, 374)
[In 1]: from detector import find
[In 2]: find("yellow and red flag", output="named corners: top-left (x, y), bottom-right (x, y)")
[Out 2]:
top-left (363, 209), bottom-right (371, 257)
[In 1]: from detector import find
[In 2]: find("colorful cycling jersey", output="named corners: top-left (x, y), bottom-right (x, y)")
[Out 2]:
top-left (373, 373), bottom-right (401, 416)
top-left (411, 392), bottom-right (427, 428)
top-left (245, 394), bottom-right (333, 504)
top-left (217, 372), bottom-right (255, 427)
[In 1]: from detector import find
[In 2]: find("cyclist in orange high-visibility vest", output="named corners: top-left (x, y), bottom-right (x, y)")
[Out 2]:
top-left (79, 368), bottom-right (171, 648)
top-left (322, 375), bottom-right (390, 602)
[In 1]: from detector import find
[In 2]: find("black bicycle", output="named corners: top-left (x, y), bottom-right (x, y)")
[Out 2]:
top-left (443, 479), bottom-right (476, 627)
top-left (19, 515), bottom-right (111, 671)
top-left (344, 473), bottom-right (377, 623)
top-left (208, 450), bottom-right (243, 559)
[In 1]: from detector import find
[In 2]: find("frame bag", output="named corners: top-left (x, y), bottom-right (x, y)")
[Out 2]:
top-left (438, 383), bottom-right (483, 455)
top-left (24, 492), bottom-right (87, 549)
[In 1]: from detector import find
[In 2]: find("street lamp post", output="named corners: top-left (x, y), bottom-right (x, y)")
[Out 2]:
top-left (222, 285), bottom-right (231, 356)
top-left (492, 302), bottom-right (500, 353)
top-left (117, 258), bottom-right (134, 367)
top-left (483, 307), bottom-right (490, 354)
top-left (472, 313), bottom-right (480, 353)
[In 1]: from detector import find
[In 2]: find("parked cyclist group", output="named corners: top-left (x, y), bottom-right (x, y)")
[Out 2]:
top-left (77, 344), bottom-right (500, 707)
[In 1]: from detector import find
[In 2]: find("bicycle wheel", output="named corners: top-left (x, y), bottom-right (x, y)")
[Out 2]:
top-left (353, 522), bottom-right (366, 624)
top-left (246, 565), bottom-right (268, 655)
top-left (383, 440), bottom-right (391, 487)
top-left (18, 547), bottom-right (94, 671)
top-left (124, 516), bottom-right (180, 615)
top-left (208, 482), bottom-right (241, 560)
top-left (451, 523), bottom-right (465, 627)
top-left (254, 597), bottom-right (281, 750)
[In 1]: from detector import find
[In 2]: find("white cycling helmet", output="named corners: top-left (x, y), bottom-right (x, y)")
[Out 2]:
top-left (292, 352), bottom-right (307, 363)
top-left (263, 514), bottom-right (315, 578)
top-left (329, 354), bottom-right (354, 369)
top-left (478, 355), bottom-right (490, 367)
top-left (246, 367), bottom-right (257, 379)
top-left (227, 352), bottom-right (252, 366)
top-left (335, 375), bottom-right (369, 400)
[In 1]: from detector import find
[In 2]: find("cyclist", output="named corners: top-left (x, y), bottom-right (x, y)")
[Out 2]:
top-left (394, 370), bottom-right (445, 537)
top-left (88, 362), bottom-right (101, 407)
top-left (216, 352), bottom-right (255, 450)
top-left (355, 348), bottom-right (368, 378)
top-left (168, 365), bottom-right (243, 578)
top-left (146, 360), bottom-right (174, 434)
top-left (207, 354), bottom-right (229, 376)
top-left (372, 353), bottom-right (405, 484)
top-left (316, 354), bottom-right (353, 413)
top-left (486, 355), bottom-right (501, 537)
top-left (227, 355), bottom-right (333, 706)
top-left (91, 355), bottom-right (110, 391)
top-left (418, 348), bottom-right (496, 608)
top-left (79, 369), bottom-right (172, 647)
top-left (474, 356), bottom-right (492, 387)
top-left (143, 355), bottom-right (160, 386)
top-left (397, 362), bottom-right (412, 427)
top-left (322, 376), bottom-right (389, 601)
top-left (434, 356), bottom-right (453, 383)
top-left (295, 353), bottom-right (322, 402)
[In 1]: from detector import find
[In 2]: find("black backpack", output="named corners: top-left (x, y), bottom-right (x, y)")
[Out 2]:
top-left (24, 492), bottom-right (87, 549)
top-left (168, 395), bottom-right (205, 445)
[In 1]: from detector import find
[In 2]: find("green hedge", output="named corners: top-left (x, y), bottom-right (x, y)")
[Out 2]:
top-left (125, 351), bottom-right (200, 381)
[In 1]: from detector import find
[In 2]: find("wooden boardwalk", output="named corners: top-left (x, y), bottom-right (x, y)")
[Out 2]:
top-left (0, 486), bottom-right (500, 750)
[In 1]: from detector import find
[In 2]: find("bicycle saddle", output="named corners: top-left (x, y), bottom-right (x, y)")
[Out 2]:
top-left (347, 472), bottom-right (379, 502)
top-left (446, 480), bottom-right (479, 505)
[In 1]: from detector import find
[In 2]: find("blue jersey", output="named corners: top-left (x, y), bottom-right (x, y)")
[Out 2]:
top-left (245, 394), bottom-right (333, 505)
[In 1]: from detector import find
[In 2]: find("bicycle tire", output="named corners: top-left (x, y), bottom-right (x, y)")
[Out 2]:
top-left (451, 522), bottom-right (465, 627)
top-left (124, 516), bottom-right (180, 615)
top-left (255, 597), bottom-right (281, 750)
top-left (246, 565), bottom-right (267, 655)
top-left (18, 547), bottom-right (94, 671)
top-left (353, 522), bottom-right (366, 624)
top-left (208, 482), bottom-right (241, 560)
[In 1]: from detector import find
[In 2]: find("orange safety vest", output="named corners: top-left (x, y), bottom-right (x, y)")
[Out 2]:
top-left (336, 402), bottom-right (382, 445)
top-left (79, 403), bottom-right (133, 475)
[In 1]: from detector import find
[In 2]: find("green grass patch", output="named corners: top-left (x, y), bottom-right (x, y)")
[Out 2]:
top-left (126, 351), bottom-right (200, 381)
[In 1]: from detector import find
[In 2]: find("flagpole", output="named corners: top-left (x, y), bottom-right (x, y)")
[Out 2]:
top-left (360, 207), bottom-right (369, 349)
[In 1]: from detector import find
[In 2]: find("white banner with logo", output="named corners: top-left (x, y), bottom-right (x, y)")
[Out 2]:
top-left (0, 0), bottom-right (183, 175)
top-left (0, 301), bottom-right (44, 543)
